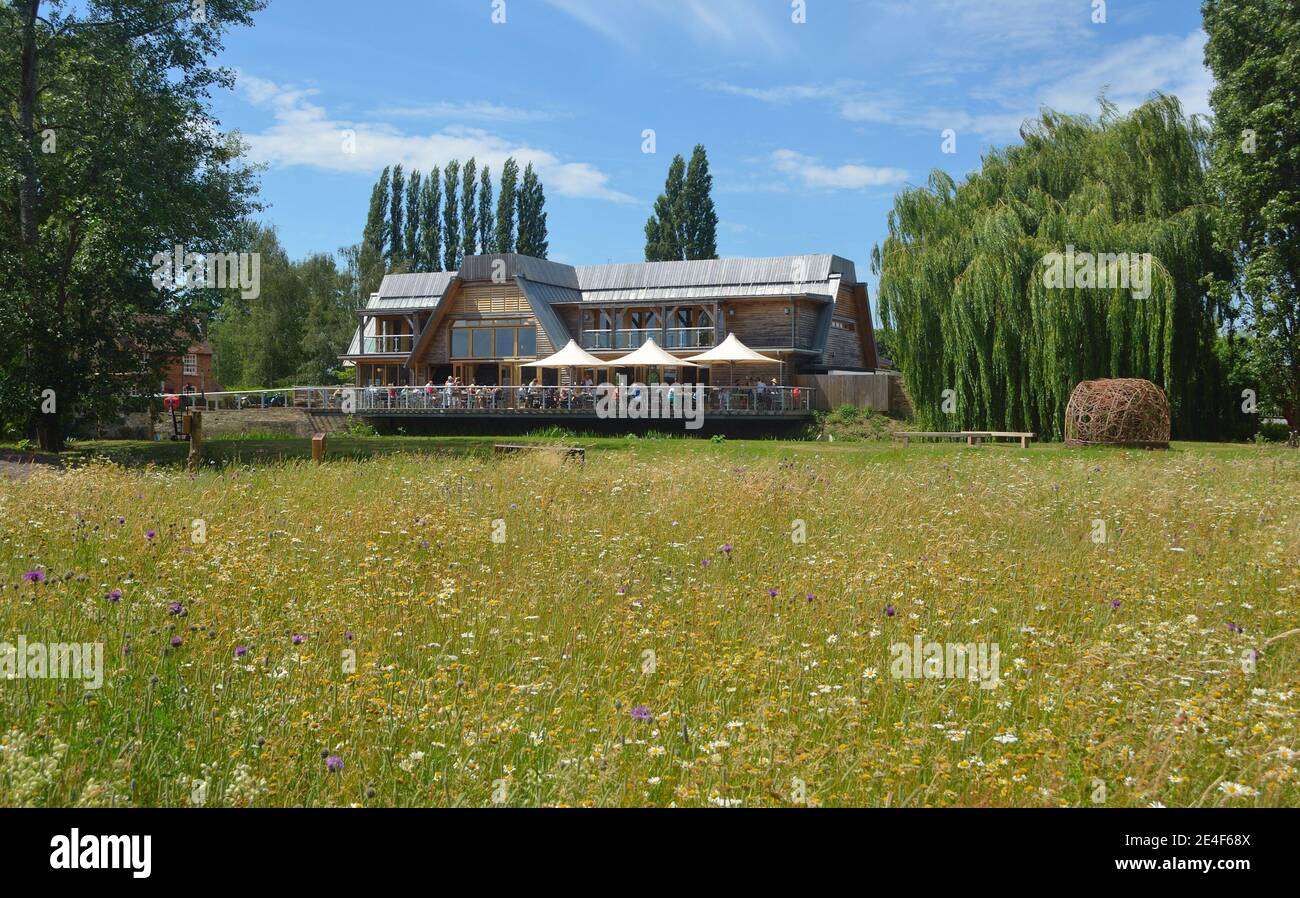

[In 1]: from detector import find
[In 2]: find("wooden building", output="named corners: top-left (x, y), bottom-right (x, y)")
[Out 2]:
top-left (341, 253), bottom-right (877, 388)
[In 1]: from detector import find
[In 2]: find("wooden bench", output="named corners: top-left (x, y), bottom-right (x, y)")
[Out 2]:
top-left (493, 443), bottom-right (586, 462)
top-left (896, 431), bottom-right (961, 446)
top-left (975, 431), bottom-right (1036, 449)
top-left (896, 431), bottom-right (1035, 449)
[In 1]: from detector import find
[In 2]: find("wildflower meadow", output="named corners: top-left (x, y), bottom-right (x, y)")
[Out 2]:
top-left (1, 441), bottom-right (1296, 808)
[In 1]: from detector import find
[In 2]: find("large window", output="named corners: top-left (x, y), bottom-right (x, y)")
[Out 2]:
top-left (182, 353), bottom-right (198, 375)
top-left (495, 328), bottom-right (515, 358)
top-left (451, 329), bottom-right (470, 358)
top-left (517, 326), bottom-right (536, 356)
top-left (452, 320), bottom-right (537, 360)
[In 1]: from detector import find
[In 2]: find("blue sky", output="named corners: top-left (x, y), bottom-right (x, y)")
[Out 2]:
top-left (213, 0), bottom-right (1212, 292)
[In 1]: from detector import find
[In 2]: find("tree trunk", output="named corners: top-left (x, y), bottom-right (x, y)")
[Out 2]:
top-left (17, 0), bottom-right (41, 248)
top-left (36, 416), bottom-right (64, 453)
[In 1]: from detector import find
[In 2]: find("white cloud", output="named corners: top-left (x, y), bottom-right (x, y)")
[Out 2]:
top-left (715, 30), bottom-right (1214, 141)
top-left (1037, 32), bottom-right (1213, 119)
top-left (770, 150), bottom-right (907, 190)
top-left (235, 73), bottom-right (635, 203)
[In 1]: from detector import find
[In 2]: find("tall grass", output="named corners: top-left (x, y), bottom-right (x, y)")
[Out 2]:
top-left (0, 444), bottom-right (1297, 806)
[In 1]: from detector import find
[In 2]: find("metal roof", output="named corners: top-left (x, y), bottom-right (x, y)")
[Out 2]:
top-left (368, 254), bottom-right (857, 311)
top-left (574, 255), bottom-right (855, 291)
top-left (514, 277), bottom-right (573, 348)
top-left (368, 271), bottom-right (457, 310)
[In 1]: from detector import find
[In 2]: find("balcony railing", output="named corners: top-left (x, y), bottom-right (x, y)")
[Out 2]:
top-left (664, 327), bottom-right (714, 349)
top-left (351, 384), bottom-right (813, 415)
top-left (581, 327), bottom-right (715, 351)
top-left (359, 334), bottom-right (413, 354)
top-left (158, 387), bottom-right (345, 411)
top-left (156, 384), bottom-right (815, 417)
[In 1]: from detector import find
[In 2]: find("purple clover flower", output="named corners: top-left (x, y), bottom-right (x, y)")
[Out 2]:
top-left (630, 704), bottom-right (652, 721)
top-left (22, 569), bottom-right (45, 584)
top-left (885, 604), bottom-right (896, 617)
top-left (106, 589), bottom-right (122, 603)
top-left (325, 755), bottom-right (344, 772)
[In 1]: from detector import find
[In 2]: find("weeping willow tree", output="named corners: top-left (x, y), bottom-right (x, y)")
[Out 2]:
top-left (872, 95), bottom-right (1233, 440)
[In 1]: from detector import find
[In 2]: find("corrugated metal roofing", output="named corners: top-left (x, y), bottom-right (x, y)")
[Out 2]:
top-left (370, 254), bottom-right (856, 310)
top-left (573, 254), bottom-right (854, 290)
top-left (570, 282), bottom-right (836, 304)
top-left (367, 295), bottom-right (442, 311)
top-left (514, 280), bottom-right (584, 306)
top-left (514, 278), bottom-right (573, 348)
top-left (376, 271), bottom-right (457, 299)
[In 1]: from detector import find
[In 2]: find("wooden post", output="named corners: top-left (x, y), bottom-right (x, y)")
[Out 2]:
top-left (312, 432), bottom-right (327, 464)
top-left (1020, 435), bottom-right (1029, 449)
top-left (185, 410), bottom-right (203, 471)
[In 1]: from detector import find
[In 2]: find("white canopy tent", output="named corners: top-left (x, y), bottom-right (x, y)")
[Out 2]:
top-left (521, 339), bottom-right (608, 370)
top-left (605, 337), bottom-right (699, 379)
top-left (520, 339), bottom-right (610, 385)
top-left (684, 332), bottom-right (782, 386)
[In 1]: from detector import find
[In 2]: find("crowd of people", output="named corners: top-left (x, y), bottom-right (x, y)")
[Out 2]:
top-left (355, 374), bottom-right (799, 411)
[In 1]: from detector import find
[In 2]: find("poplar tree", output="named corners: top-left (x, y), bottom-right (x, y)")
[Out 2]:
top-left (388, 164), bottom-right (405, 267)
top-left (495, 157), bottom-right (519, 253)
top-left (442, 160), bottom-right (461, 270)
top-left (421, 165), bottom-right (442, 271)
top-left (478, 165), bottom-right (494, 256)
top-left (644, 154), bottom-right (687, 261)
top-left (516, 163), bottom-right (549, 259)
top-left (404, 169), bottom-right (422, 267)
top-left (358, 166), bottom-right (390, 298)
top-left (682, 144), bottom-right (718, 260)
top-left (461, 157), bottom-right (477, 258)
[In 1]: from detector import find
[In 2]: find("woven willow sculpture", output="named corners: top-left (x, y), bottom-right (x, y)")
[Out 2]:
top-left (1064, 379), bottom-right (1170, 448)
